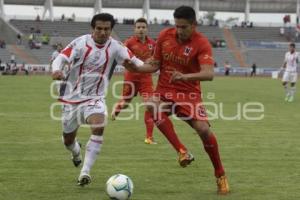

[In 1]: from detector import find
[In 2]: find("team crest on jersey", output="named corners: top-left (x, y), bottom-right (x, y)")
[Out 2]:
top-left (183, 46), bottom-right (192, 56)
top-left (148, 44), bottom-right (153, 50)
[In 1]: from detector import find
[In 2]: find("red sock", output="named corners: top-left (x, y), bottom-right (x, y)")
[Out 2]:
top-left (202, 133), bottom-right (225, 177)
top-left (153, 112), bottom-right (186, 152)
top-left (144, 111), bottom-right (154, 139)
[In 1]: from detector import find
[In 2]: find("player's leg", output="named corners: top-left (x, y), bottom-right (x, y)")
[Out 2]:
top-left (139, 81), bottom-right (155, 144)
top-left (289, 82), bottom-right (296, 102)
top-left (282, 72), bottom-right (290, 101)
top-left (78, 100), bottom-right (106, 186)
top-left (143, 106), bottom-right (156, 144)
top-left (288, 73), bottom-right (297, 102)
top-left (186, 119), bottom-right (229, 194)
top-left (61, 104), bottom-right (82, 167)
top-left (146, 95), bottom-right (188, 158)
top-left (111, 81), bottom-right (136, 120)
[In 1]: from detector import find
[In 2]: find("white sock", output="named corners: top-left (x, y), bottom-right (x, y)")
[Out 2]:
top-left (284, 85), bottom-right (290, 96)
top-left (62, 136), bottom-right (81, 157)
top-left (81, 135), bottom-right (103, 174)
top-left (290, 86), bottom-right (296, 97)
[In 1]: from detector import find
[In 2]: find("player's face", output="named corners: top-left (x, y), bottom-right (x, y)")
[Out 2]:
top-left (134, 22), bottom-right (148, 40)
top-left (175, 18), bottom-right (195, 42)
top-left (92, 20), bottom-right (112, 44)
top-left (289, 45), bottom-right (295, 53)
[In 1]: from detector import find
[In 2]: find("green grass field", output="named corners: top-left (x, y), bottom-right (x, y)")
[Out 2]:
top-left (0, 75), bottom-right (299, 200)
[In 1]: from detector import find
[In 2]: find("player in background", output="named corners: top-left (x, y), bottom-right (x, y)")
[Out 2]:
top-left (281, 43), bottom-right (298, 102)
top-left (51, 13), bottom-right (144, 186)
top-left (111, 18), bottom-right (157, 144)
top-left (50, 43), bottom-right (63, 66)
top-left (50, 43), bottom-right (64, 92)
top-left (124, 6), bottom-right (229, 195)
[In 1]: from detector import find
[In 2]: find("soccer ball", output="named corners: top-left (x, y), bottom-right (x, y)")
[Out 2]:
top-left (106, 174), bottom-right (134, 200)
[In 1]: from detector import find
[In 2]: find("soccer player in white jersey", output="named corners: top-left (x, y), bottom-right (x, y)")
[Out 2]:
top-left (51, 13), bottom-right (144, 186)
top-left (282, 43), bottom-right (298, 102)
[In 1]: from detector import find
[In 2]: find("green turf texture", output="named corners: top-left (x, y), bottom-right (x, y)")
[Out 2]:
top-left (0, 75), bottom-right (299, 200)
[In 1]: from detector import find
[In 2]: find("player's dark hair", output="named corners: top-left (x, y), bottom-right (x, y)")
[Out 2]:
top-left (290, 43), bottom-right (296, 48)
top-left (91, 13), bottom-right (115, 29)
top-left (135, 18), bottom-right (148, 26)
top-left (173, 6), bottom-right (196, 24)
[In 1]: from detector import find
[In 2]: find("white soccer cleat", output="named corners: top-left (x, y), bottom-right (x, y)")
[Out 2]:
top-left (288, 96), bottom-right (294, 102)
top-left (77, 172), bottom-right (91, 186)
top-left (285, 95), bottom-right (290, 101)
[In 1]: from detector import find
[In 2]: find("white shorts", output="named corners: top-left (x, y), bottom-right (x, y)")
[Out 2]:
top-left (282, 71), bottom-right (298, 83)
top-left (62, 99), bottom-right (107, 133)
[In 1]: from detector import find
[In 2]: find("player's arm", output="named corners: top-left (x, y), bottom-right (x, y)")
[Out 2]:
top-left (282, 62), bottom-right (287, 69)
top-left (51, 38), bottom-right (81, 80)
top-left (117, 41), bottom-right (160, 73)
top-left (281, 53), bottom-right (288, 70)
top-left (170, 39), bottom-right (214, 82)
top-left (123, 58), bottom-right (160, 73)
top-left (51, 54), bottom-right (68, 80)
top-left (169, 64), bottom-right (214, 83)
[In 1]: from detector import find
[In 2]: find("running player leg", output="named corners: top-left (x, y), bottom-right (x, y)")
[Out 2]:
top-left (139, 82), bottom-right (155, 144)
top-left (62, 104), bottom-right (82, 167)
top-left (78, 100), bottom-right (106, 186)
top-left (111, 81), bottom-right (136, 120)
top-left (187, 119), bottom-right (229, 194)
top-left (146, 96), bottom-right (189, 162)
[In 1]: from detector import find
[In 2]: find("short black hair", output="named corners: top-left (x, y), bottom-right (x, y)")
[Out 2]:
top-left (91, 13), bottom-right (115, 29)
top-left (135, 18), bottom-right (148, 26)
top-left (290, 43), bottom-right (296, 48)
top-left (173, 6), bottom-right (196, 24)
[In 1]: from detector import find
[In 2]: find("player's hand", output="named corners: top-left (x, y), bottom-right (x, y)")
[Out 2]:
top-left (167, 70), bottom-right (187, 83)
top-left (52, 70), bottom-right (64, 80)
top-left (123, 59), bottom-right (137, 72)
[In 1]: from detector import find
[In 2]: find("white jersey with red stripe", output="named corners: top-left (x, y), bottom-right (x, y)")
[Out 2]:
top-left (284, 51), bottom-right (299, 73)
top-left (56, 34), bottom-right (143, 104)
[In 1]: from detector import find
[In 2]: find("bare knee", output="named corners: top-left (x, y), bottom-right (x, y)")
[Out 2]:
top-left (87, 114), bottom-right (105, 136)
top-left (63, 132), bottom-right (76, 146)
top-left (282, 82), bottom-right (287, 86)
top-left (91, 127), bottom-right (104, 136)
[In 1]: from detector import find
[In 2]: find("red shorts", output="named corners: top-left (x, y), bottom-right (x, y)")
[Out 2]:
top-left (122, 76), bottom-right (153, 102)
top-left (155, 90), bottom-right (208, 121)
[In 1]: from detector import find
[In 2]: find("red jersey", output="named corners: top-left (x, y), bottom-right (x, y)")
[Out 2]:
top-left (153, 28), bottom-right (214, 94)
top-left (124, 36), bottom-right (156, 80)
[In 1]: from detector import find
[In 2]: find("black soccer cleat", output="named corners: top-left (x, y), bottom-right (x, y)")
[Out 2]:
top-left (72, 142), bottom-right (82, 167)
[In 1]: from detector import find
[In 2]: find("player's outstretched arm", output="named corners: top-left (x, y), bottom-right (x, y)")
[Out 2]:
top-left (123, 58), bottom-right (159, 73)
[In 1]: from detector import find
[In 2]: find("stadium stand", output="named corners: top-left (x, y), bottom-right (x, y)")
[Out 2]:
top-left (4, 19), bottom-right (293, 70)
top-left (10, 19), bottom-right (90, 37)
top-left (232, 26), bottom-right (287, 42)
top-left (245, 49), bottom-right (285, 68)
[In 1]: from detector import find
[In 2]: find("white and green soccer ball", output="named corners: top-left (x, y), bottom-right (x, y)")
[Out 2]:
top-left (106, 174), bottom-right (134, 200)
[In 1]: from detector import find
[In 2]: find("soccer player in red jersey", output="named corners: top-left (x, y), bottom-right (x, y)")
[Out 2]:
top-left (124, 6), bottom-right (229, 194)
top-left (111, 18), bottom-right (157, 144)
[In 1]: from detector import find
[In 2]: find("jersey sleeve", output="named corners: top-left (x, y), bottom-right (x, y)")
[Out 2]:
top-left (60, 37), bottom-right (83, 63)
top-left (197, 39), bottom-right (214, 66)
top-left (115, 41), bottom-right (144, 66)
